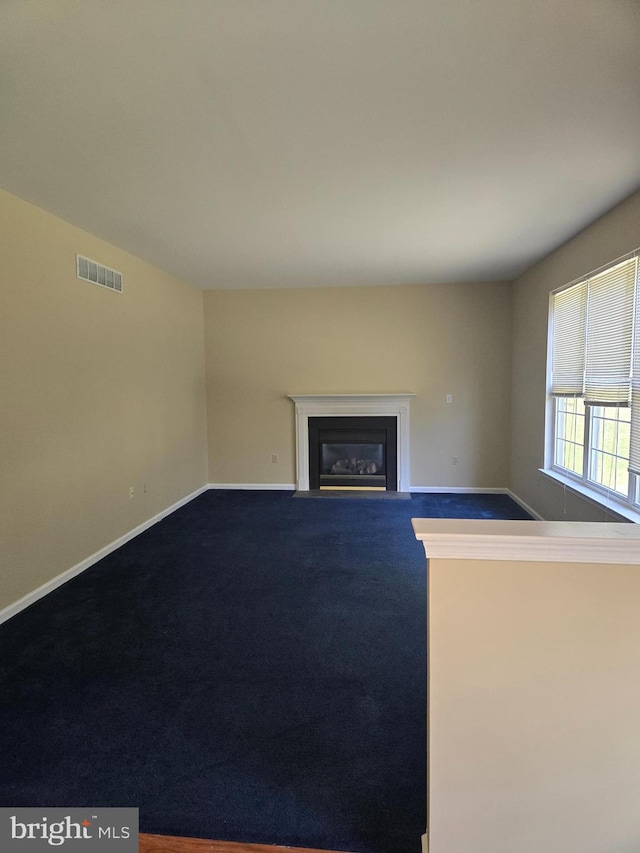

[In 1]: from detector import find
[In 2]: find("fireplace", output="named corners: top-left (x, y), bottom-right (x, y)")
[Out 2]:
top-left (288, 394), bottom-right (415, 493)
top-left (308, 416), bottom-right (397, 490)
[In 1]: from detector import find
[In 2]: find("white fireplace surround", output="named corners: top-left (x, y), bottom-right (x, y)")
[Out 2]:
top-left (288, 393), bottom-right (415, 492)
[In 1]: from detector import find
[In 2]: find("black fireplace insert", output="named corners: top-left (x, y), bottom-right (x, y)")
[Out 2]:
top-left (308, 416), bottom-right (398, 490)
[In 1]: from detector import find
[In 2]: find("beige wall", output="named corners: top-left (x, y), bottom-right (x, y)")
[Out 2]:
top-left (428, 555), bottom-right (640, 853)
top-left (0, 189), bottom-right (208, 611)
top-left (7, 175), bottom-right (640, 614)
top-left (203, 282), bottom-right (512, 488)
top-left (510, 188), bottom-right (640, 520)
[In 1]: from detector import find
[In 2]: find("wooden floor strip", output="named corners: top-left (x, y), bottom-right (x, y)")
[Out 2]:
top-left (139, 832), bottom-right (354, 853)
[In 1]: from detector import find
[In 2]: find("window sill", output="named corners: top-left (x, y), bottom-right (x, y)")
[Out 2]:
top-left (539, 468), bottom-right (639, 523)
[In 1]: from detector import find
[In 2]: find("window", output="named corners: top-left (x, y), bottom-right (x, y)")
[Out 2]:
top-left (588, 405), bottom-right (630, 497)
top-left (554, 397), bottom-right (585, 477)
top-left (547, 251), bottom-right (640, 516)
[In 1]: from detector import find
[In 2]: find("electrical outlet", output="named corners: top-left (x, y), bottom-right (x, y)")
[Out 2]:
top-left (129, 486), bottom-right (135, 500)
top-left (446, 394), bottom-right (453, 404)
top-left (143, 482), bottom-right (147, 494)
top-left (452, 456), bottom-right (458, 466)
top-left (271, 453), bottom-right (279, 464)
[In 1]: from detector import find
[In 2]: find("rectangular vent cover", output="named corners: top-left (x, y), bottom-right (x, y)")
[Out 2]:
top-left (76, 255), bottom-right (123, 292)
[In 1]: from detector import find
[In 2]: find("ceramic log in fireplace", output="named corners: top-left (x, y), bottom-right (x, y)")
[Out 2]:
top-left (308, 416), bottom-right (398, 491)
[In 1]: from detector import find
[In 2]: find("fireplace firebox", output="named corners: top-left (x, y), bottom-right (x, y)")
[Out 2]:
top-left (308, 416), bottom-right (398, 491)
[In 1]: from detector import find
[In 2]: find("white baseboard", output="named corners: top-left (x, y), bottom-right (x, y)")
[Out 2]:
top-left (506, 489), bottom-right (544, 520)
top-left (213, 483), bottom-right (504, 494)
top-left (0, 484), bottom-right (209, 626)
top-left (211, 485), bottom-right (535, 511)
top-left (208, 483), bottom-right (296, 490)
top-left (1, 482), bottom-right (540, 626)
top-left (410, 486), bottom-right (506, 494)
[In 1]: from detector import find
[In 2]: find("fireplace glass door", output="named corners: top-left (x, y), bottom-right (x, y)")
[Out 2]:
top-left (319, 435), bottom-right (386, 488)
top-left (308, 416), bottom-right (397, 491)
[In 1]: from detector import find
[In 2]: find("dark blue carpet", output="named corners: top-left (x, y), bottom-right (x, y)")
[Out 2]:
top-left (0, 491), bottom-right (530, 853)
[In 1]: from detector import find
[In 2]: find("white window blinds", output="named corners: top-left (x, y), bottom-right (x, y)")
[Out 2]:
top-left (550, 281), bottom-right (586, 396)
top-left (551, 256), bottom-right (637, 404)
top-left (630, 284), bottom-right (640, 476)
top-left (584, 258), bottom-right (636, 406)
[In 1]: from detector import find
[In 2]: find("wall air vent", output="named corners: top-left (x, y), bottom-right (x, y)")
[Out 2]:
top-left (76, 255), bottom-right (123, 292)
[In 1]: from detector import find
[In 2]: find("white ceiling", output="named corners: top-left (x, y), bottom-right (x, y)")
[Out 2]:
top-left (1, 0), bottom-right (639, 290)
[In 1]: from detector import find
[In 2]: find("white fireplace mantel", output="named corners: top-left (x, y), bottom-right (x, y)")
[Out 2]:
top-left (287, 393), bottom-right (415, 492)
